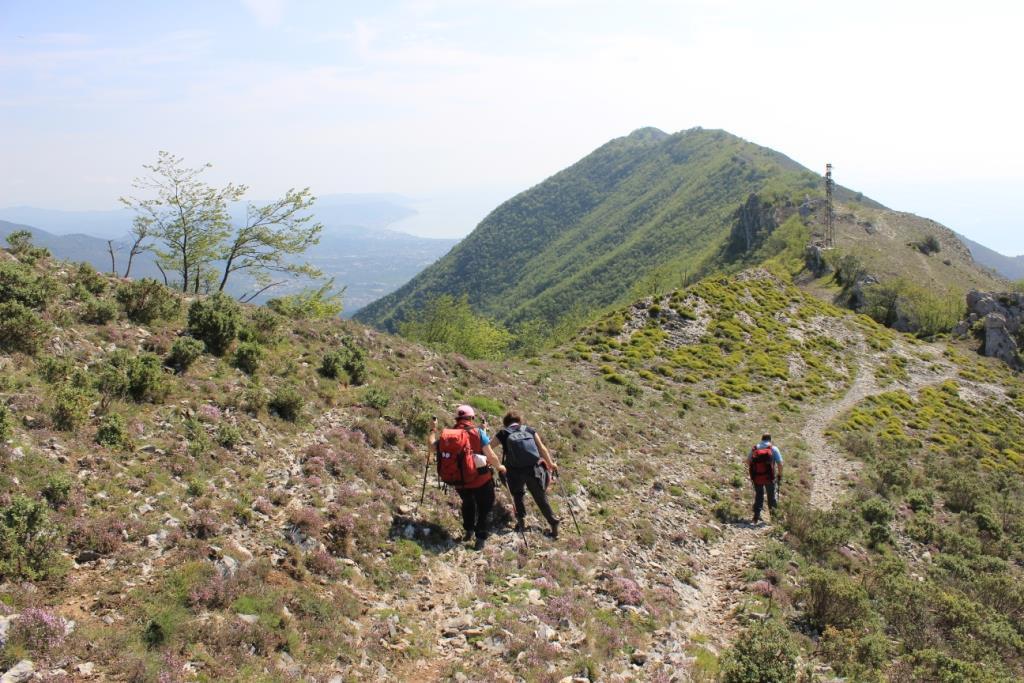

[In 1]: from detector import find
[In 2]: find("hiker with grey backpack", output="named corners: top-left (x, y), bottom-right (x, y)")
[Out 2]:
top-left (494, 412), bottom-right (561, 539)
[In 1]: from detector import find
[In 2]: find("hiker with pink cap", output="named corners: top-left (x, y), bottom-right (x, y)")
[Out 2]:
top-left (428, 404), bottom-right (506, 550)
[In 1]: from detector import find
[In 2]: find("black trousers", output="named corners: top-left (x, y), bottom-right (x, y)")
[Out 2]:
top-left (507, 466), bottom-right (558, 527)
top-left (753, 481), bottom-right (777, 518)
top-left (457, 480), bottom-right (495, 539)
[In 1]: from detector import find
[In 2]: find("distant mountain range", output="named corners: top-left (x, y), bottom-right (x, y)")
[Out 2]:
top-left (957, 233), bottom-right (1024, 281)
top-left (0, 193), bottom-right (457, 314)
top-left (356, 127), bottom-right (1007, 332)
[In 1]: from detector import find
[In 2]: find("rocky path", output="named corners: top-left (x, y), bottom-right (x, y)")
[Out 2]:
top-left (804, 362), bottom-right (878, 510)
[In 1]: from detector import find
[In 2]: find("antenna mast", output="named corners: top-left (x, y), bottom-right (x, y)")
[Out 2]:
top-left (824, 163), bottom-right (835, 248)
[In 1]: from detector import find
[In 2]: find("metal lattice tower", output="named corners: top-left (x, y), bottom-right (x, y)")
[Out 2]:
top-left (824, 163), bottom-right (835, 248)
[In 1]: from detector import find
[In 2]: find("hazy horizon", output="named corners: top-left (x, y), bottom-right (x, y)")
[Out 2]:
top-left (2, 1), bottom-right (1022, 254)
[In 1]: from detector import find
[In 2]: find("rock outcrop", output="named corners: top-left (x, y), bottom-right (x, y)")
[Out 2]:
top-left (955, 291), bottom-right (1024, 369)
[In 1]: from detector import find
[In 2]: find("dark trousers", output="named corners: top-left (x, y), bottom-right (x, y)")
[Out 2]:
top-left (457, 480), bottom-right (495, 539)
top-left (753, 481), bottom-right (777, 518)
top-left (507, 466), bottom-right (558, 527)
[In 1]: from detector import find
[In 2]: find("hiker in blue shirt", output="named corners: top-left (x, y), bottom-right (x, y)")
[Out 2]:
top-left (746, 433), bottom-right (784, 523)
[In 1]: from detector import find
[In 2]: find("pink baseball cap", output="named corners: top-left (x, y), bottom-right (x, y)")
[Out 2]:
top-left (455, 404), bottom-right (475, 418)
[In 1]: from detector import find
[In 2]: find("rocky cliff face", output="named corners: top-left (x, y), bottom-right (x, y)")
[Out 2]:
top-left (956, 291), bottom-right (1024, 369)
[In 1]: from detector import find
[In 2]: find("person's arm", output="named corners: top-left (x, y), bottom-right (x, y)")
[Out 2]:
top-left (534, 432), bottom-right (557, 471)
top-left (483, 443), bottom-right (506, 474)
top-left (773, 446), bottom-right (783, 482)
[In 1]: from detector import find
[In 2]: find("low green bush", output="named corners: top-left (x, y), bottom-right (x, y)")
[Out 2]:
top-left (269, 385), bottom-right (304, 422)
top-left (0, 302), bottom-right (49, 355)
top-left (363, 387), bottom-right (390, 411)
top-left (73, 261), bottom-right (108, 295)
top-left (49, 384), bottom-right (91, 431)
top-left (116, 278), bottom-right (180, 324)
top-left (166, 337), bottom-right (205, 374)
top-left (319, 337), bottom-right (368, 385)
top-left (95, 350), bottom-right (168, 404)
top-left (719, 620), bottom-right (798, 683)
top-left (232, 341), bottom-right (264, 375)
top-left (96, 413), bottom-right (130, 449)
top-left (0, 403), bottom-right (11, 442)
top-left (80, 296), bottom-right (118, 324)
top-left (801, 567), bottom-right (873, 632)
top-left (188, 293), bottom-right (242, 356)
top-left (41, 473), bottom-right (73, 509)
top-left (0, 259), bottom-right (55, 309)
top-left (216, 423), bottom-right (241, 449)
top-left (0, 495), bottom-right (65, 580)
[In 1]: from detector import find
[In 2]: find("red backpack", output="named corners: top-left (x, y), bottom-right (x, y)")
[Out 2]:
top-left (436, 427), bottom-right (478, 487)
top-left (749, 446), bottom-right (774, 485)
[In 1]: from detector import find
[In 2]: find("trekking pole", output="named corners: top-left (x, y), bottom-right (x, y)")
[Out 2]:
top-left (416, 456), bottom-right (429, 513)
top-left (554, 470), bottom-right (582, 536)
top-left (416, 416), bottom-right (438, 515)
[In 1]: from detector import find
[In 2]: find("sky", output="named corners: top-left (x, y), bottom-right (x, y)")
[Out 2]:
top-left (1, 0), bottom-right (1022, 254)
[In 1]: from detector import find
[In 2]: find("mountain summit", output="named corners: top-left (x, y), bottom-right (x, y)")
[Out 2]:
top-left (355, 128), bottom-right (870, 331)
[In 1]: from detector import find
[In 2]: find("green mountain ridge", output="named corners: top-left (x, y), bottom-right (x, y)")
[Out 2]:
top-left (355, 127), bottom-right (881, 331)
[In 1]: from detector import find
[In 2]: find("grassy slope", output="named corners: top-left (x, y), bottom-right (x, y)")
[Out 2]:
top-left (1, 250), bottom-right (1022, 681)
top-left (830, 204), bottom-right (1007, 294)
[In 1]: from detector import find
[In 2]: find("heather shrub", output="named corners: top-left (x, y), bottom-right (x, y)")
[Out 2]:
top-left (0, 302), bottom-right (49, 355)
top-left (2, 608), bottom-right (68, 664)
top-left (80, 296), bottom-right (118, 324)
top-left (67, 514), bottom-right (126, 555)
top-left (0, 496), bottom-right (64, 580)
top-left (606, 575), bottom-right (642, 606)
top-left (269, 384), bottom-right (304, 422)
top-left (186, 511), bottom-right (221, 540)
top-left (232, 341), bottom-right (264, 375)
top-left (187, 293), bottom-right (241, 356)
top-left (353, 418), bottom-right (384, 448)
top-left (288, 506), bottom-right (324, 537)
top-left (719, 620), bottom-right (798, 683)
top-left (116, 278), bottom-right (179, 324)
top-left (166, 336), bottom-right (205, 374)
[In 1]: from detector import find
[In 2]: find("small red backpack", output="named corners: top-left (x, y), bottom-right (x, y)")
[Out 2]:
top-left (749, 446), bottom-right (774, 485)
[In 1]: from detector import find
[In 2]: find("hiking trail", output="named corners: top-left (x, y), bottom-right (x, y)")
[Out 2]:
top-left (686, 341), bottom-right (958, 649)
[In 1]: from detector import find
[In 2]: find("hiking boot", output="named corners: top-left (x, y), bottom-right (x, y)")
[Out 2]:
top-left (752, 514), bottom-right (761, 525)
top-left (462, 530), bottom-right (474, 543)
top-left (545, 519), bottom-right (560, 539)
top-left (473, 536), bottom-right (486, 551)
top-left (513, 520), bottom-right (526, 533)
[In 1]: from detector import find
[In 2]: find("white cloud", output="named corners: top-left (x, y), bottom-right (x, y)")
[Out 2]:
top-left (240, 0), bottom-right (286, 28)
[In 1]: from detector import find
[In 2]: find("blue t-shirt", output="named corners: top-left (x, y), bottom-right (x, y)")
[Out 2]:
top-left (478, 428), bottom-right (490, 447)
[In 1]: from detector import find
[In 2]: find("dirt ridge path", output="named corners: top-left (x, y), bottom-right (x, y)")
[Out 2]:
top-left (687, 342), bottom-right (958, 649)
